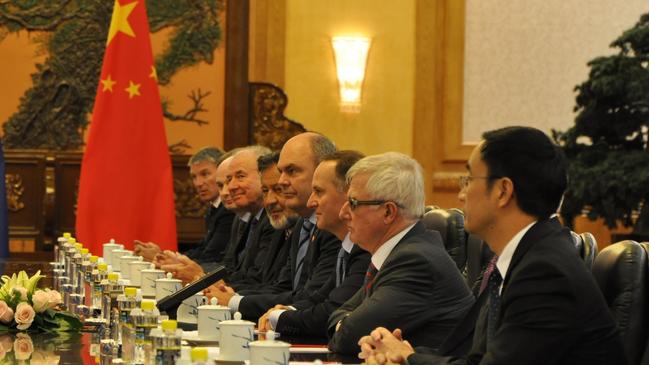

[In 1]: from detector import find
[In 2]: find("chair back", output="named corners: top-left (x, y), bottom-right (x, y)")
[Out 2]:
top-left (592, 240), bottom-right (648, 365)
top-left (421, 207), bottom-right (467, 270)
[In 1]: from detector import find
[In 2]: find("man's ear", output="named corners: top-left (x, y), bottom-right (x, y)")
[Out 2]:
top-left (496, 177), bottom-right (515, 208)
top-left (383, 202), bottom-right (399, 223)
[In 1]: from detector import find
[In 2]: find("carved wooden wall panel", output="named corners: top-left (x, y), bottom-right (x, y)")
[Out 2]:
top-left (4, 151), bottom-right (47, 253)
top-left (250, 82), bottom-right (305, 150)
top-left (4, 150), bottom-right (206, 255)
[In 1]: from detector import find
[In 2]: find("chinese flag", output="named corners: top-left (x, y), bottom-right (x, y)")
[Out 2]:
top-left (76, 0), bottom-right (177, 254)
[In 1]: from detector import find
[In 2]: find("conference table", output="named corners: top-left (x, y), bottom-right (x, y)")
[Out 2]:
top-left (0, 259), bottom-right (360, 364)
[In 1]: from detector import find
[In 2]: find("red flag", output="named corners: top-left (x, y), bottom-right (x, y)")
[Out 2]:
top-left (76, 0), bottom-right (177, 254)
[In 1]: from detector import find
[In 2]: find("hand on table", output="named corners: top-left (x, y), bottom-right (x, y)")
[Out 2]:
top-left (204, 282), bottom-right (235, 306)
top-left (358, 327), bottom-right (414, 365)
top-left (133, 240), bottom-right (161, 262)
top-left (258, 304), bottom-right (291, 332)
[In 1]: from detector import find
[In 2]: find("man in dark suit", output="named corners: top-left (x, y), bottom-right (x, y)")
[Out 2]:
top-left (208, 132), bottom-right (341, 321)
top-left (134, 147), bottom-right (235, 264)
top-left (227, 151), bottom-right (299, 290)
top-left (327, 152), bottom-right (474, 355)
top-left (359, 127), bottom-right (627, 365)
top-left (257, 150), bottom-right (371, 339)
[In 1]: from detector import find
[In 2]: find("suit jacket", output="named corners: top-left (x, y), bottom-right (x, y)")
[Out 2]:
top-left (185, 204), bottom-right (235, 264)
top-left (230, 220), bottom-right (290, 290)
top-left (327, 222), bottom-right (475, 355)
top-left (276, 244), bottom-right (371, 338)
top-left (408, 219), bottom-right (627, 365)
top-left (236, 219), bottom-right (341, 320)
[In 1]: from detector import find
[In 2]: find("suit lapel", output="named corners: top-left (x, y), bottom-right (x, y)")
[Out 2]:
top-left (502, 218), bottom-right (561, 293)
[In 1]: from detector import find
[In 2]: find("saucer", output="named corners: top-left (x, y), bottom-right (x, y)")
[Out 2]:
top-left (181, 330), bottom-right (220, 346)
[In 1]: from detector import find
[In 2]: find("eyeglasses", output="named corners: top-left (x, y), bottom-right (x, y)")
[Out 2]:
top-left (347, 197), bottom-right (392, 210)
top-left (458, 175), bottom-right (501, 190)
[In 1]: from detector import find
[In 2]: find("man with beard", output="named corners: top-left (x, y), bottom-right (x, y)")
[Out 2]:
top-left (257, 150), bottom-right (371, 339)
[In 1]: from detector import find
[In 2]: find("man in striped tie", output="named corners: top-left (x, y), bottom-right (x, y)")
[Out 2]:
top-left (257, 150), bottom-right (371, 338)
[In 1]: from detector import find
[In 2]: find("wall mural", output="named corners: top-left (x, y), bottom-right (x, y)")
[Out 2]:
top-left (0, 0), bottom-right (224, 152)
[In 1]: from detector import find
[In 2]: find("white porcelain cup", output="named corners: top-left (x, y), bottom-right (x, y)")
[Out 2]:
top-left (249, 332), bottom-right (290, 365)
top-left (110, 249), bottom-right (132, 272)
top-left (119, 256), bottom-right (140, 279)
top-left (140, 269), bottom-right (165, 297)
top-left (154, 273), bottom-right (182, 301)
top-left (219, 312), bottom-right (256, 361)
top-left (128, 261), bottom-right (153, 287)
top-left (177, 292), bottom-right (206, 324)
top-left (102, 241), bottom-right (123, 266)
top-left (197, 298), bottom-right (231, 340)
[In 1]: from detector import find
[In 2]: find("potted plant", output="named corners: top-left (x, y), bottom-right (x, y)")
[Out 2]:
top-left (555, 12), bottom-right (649, 238)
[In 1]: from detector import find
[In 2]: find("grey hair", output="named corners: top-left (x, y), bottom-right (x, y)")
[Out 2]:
top-left (240, 145), bottom-right (272, 159)
top-left (310, 133), bottom-right (337, 164)
top-left (188, 147), bottom-right (224, 167)
top-left (346, 152), bottom-right (425, 219)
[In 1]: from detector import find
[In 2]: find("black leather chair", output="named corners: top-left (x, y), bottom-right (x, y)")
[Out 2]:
top-left (570, 231), bottom-right (598, 270)
top-left (640, 242), bottom-right (649, 365)
top-left (580, 232), bottom-right (599, 269)
top-left (592, 240), bottom-right (648, 365)
top-left (464, 235), bottom-right (494, 296)
top-left (421, 207), bottom-right (467, 271)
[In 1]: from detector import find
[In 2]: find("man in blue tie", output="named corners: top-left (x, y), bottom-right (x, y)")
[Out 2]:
top-left (212, 132), bottom-right (341, 321)
top-left (358, 127), bottom-right (627, 365)
top-left (257, 150), bottom-right (371, 338)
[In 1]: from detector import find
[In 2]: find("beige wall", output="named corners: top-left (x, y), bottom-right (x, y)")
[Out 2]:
top-left (462, 0), bottom-right (649, 144)
top-left (281, 0), bottom-right (415, 156)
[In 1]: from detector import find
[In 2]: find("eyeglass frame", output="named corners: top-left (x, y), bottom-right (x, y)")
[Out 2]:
top-left (458, 175), bottom-right (502, 190)
top-left (347, 197), bottom-right (403, 211)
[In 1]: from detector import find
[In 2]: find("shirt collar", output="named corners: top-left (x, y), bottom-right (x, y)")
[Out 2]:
top-left (341, 233), bottom-right (354, 253)
top-left (371, 223), bottom-right (417, 270)
top-left (496, 220), bottom-right (537, 280)
top-left (240, 212), bottom-right (252, 223)
top-left (254, 208), bottom-right (264, 221)
top-left (212, 198), bottom-right (221, 209)
top-left (307, 212), bottom-right (317, 226)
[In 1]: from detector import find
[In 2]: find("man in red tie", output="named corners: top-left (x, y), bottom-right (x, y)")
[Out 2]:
top-left (327, 152), bottom-right (474, 355)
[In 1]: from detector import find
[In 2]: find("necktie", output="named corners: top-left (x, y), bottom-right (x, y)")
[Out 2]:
top-left (479, 255), bottom-right (499, 295)
top-left (486, 265), bottom-right (503, 343)
top-left (238, 217), bottom-right (258, 264)
top-left (363, 262), bottom-right (378, 294)
top-left (293, 220), bottom-right (314, 289)
top-left (335, 247), bottom-right (348, 287)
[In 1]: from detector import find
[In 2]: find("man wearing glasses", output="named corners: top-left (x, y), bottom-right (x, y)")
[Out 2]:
top-left (358, 127), bottom-right (626, 365)
top-left (327, 152), bottom-right (474, 355)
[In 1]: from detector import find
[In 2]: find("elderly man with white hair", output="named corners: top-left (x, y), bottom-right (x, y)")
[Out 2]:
top-left (327, 152), bottom-right (474, 355)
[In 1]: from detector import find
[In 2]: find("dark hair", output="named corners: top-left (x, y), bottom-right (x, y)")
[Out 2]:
top-left (257, 151), bottom-right (280, 172)
top-left (310, 133), bottom-right (337, 164)
top-left (322, 150), bottom-right (365, 191)
top-left (481, 126), bottom-right (567, 219)
top-left (188, 147), bottom-right (224, 166)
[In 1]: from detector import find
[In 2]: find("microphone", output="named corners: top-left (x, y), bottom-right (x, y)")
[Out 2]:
top-left (156, 265), bottom-right (228, 318)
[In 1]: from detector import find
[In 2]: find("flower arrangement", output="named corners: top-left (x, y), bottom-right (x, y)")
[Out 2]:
top-left (0, 271), bottom-right (81, 333)
top-left (0, 332), bottom-right (65, 363)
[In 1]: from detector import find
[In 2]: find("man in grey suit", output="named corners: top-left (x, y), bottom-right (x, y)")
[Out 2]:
top-left (327, 152), bottom-right (474, 355)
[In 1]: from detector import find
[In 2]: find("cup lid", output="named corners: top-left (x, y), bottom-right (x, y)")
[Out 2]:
top-left (220, 311), bottom-right (254, 325)
top-left (155, 272), bottom-right (181, 282)
top-left (198, 297), bottom-right (229, 310)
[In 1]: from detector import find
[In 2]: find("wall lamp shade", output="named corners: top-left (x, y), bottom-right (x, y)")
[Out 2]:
top-left (332, 36), bottom-right (371, 113)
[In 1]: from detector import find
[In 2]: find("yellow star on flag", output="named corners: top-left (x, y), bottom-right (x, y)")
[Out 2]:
top-left (101, 75), bottom-right (116, 92)
top-left (125, 81), bottom-right (141, 99)
top-left (149, 66), bottom-right (158, 81)
top-left (107, 0), bottom-right (138, 46)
